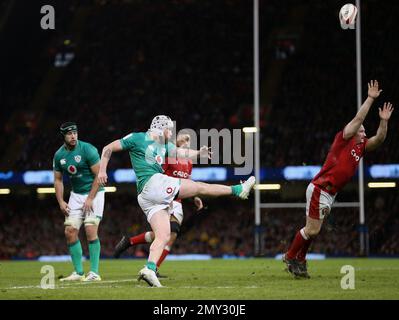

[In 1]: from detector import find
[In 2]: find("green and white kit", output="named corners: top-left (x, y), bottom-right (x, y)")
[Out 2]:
top-left (53, 140), bottom-right (105, 229)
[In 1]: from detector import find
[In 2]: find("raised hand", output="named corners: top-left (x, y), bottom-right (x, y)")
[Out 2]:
top-left (368, 80), bottom-right (383, 99)
top-left (379, 102), bottom-right (394, 121)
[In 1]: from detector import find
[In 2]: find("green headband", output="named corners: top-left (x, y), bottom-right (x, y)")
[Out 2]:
top-left (60, 122), bottom-right (78, 135)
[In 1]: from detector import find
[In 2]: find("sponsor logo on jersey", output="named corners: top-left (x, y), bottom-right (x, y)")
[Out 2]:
top-left (68, 165), bottom-right (77, 175)
top-left (60, 159), bottom-right (66, 165)
top-left (173, 170), bottom-right (189, 179)
top-left (74, 155), bottom-right (81, 163)
top-left (351, 149), bottom-right (360, 162)
top-left (166, 187), bottom-right (173, 194)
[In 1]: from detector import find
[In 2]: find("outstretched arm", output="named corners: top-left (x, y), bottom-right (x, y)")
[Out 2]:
top-left (343, 80), bottom-right (382, 140)
top-left (176, 146), bottom-right (212, 160)
top-left (98, 140), bottom-right (123, 186)
top-left (365, 102), bottom-right (394, 152)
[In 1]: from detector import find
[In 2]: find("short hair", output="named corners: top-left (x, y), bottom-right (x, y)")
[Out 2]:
top-left (176, 133), bottom-right (190, 147)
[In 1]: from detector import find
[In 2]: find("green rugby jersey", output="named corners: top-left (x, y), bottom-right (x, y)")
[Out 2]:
top-left (53, 140), bottom-right (104, 195)
top-left (120, 132), bottom-right (176, 194)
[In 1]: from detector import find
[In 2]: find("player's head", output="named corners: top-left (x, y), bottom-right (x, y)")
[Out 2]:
top-left (355, 124), bottom-right (367, 143)
top-left (149, 115), bottom-right (174, 141)
top-left (176, 133), bottom-right (191, 148)
top-left (60, 122), bottom-right (78, 147)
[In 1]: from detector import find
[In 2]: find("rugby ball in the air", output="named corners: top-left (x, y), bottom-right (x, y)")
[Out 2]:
top-left (339, 4), bottom-right (358, 27)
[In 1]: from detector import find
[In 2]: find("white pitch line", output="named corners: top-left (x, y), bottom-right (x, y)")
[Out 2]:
top-left (61, 279), bottom-right (136, 285)
top-left (4, 280), bottom-right (261, 291)
top-left (4, 279), bottom-right (136, 290)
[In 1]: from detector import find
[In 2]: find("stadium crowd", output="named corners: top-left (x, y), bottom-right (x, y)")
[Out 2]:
top-left (0, 191), bottom-right (398, 259)
top-left (1, 0), bottom-right (399, 259)
top-left (1, 0), bottom-right (396, 171)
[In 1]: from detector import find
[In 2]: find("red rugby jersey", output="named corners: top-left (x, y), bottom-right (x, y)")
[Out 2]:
top-left (163, 157), bottom-right (193, 203)
top-left (312, 130), bottom-right (368, 194)
top-left (163, 157), bottom-right (193, 179)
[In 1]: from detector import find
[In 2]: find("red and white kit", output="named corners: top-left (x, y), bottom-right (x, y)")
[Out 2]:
top-left (307, 130), bottom-right (368, 220)
top-left (162, 157), bottom-right (193, 224)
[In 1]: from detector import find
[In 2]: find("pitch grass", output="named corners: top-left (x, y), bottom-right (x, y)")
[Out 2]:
top-left (0, 258), bottom-right (398, 300)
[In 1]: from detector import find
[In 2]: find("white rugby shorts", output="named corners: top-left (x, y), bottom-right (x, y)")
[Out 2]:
top-left (65, 191), bottom-right (105, 229)
top-left (137, 173), bottom-right (181, 223)
top-left (170, 201), bottom-right (183, 225)
top-left (305, 183), bottom-right (336, 220)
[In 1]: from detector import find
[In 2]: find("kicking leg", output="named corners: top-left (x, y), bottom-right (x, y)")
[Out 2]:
top-left (178, 177), bottom-right (255, 200)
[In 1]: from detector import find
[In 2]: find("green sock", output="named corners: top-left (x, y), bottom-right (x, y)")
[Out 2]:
top-left (88, 238), bottom-right (101, 274)
top-left (68, 240), bottom-right (84, 275)
top-left (146, 261), bottom-right (157, 272)
top-left (231, 184), bottom-right (243, 197)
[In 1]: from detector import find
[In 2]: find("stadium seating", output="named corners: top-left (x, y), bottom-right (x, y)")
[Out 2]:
top-left (1, 0), bottom-right (399, 259)
top-left (0, 191), bottom-right (398, 259)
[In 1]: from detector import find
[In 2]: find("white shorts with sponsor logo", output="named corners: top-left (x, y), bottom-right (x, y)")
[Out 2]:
top-left (137, 173), bottom-right (181, 223)
top-left (305, 183), bottom-right (336, 220)
top-left (170, 201), bottom-right (184, 225)
top-left (65, 191), bottom-right (105, 229)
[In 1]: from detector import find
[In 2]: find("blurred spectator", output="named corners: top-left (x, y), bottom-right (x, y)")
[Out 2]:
top-left (0, 191), bottom-right (398, 259)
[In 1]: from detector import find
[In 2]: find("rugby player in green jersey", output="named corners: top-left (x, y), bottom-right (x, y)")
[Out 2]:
top-left (98, 115), bottom-right (255, 287)
top-left (53, 122), bottom-right (104, 282)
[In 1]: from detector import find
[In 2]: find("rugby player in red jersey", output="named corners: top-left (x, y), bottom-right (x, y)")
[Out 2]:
top-left (283, 80), bottom-right (394, 278)
top-left (113, 133), bottom-right (204, 273)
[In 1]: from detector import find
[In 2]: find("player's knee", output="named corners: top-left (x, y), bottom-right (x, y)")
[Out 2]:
top-left (156, 231), bottom-right (171, 245)
top-left (305, 226), bottom-right (321, 238)
top-left (64, 227), bottom-right (78, 242)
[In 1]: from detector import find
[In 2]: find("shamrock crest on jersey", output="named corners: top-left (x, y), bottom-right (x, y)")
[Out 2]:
top-left (53, 141), bottom-right (103, 195)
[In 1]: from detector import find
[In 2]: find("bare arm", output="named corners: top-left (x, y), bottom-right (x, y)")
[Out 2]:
top-left (343, 80), bottom-right (382, 140)
top-left (82, 163), bottom-right (101, 214)
top-left (98, 140), bottom-right (123, 186)
top-left (365, 102), bottom-right (394, 152)
top-left (54, 170), bottom-right (70, 216)
top-left (176, 146), bottom-right (212, 160)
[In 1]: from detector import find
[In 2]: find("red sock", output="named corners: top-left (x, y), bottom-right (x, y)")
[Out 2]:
top-left (297, 238), bottom-right (313, 262)
top-left (129, 232), bottom-right (151, 245)
top-left (157, 247), bottom-right (170, 268)
top-left (286, 228), bottom-right (310, 259)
